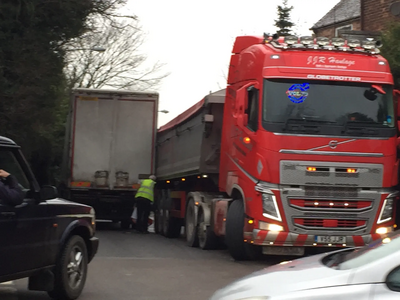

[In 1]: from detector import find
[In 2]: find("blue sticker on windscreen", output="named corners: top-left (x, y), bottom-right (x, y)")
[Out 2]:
top-left (286, 83), bottom-right (310, 103)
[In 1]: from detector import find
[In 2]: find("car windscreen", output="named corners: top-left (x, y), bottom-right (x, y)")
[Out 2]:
top-left (262, 79), bottom-right (395, 137)
top-left (323, 231), bottom-right (400, 270)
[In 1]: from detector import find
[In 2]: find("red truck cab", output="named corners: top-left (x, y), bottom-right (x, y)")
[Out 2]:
top-left (218, 34), bottom-right (398, 259)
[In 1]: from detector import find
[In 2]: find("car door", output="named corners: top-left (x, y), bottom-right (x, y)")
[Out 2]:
top-left (372, 265), bottom-right (400, 299)
top-left (0, 148), bottom-right (50, 274)
top-left (0, 203), bottom-right (18, 277)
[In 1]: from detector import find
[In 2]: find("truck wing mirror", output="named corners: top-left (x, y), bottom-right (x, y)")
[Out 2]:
top-left (40, 185), bottom-right (58, 201)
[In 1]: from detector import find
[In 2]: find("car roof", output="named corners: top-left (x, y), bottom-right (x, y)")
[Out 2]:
top-left (0, 136), bottom-right (17, 146)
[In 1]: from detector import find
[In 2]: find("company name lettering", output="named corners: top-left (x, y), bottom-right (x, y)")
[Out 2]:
top-left (307, 56), bottom-right (356, 66)
top-left (307, 74), bottom-right (362, 81)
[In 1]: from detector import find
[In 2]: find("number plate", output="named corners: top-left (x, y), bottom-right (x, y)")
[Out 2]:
top-left (262, 246), bottom-right (305, 256)
top-left (315, 236), bottom-right (346, 244)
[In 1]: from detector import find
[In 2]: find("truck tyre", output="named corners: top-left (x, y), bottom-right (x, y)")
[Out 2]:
top-left (226, 200), bottom-right (261, 261)
top-left (185, 198), bottom-right (199, 247)
top-left (198, 209), bottom-right (218, 250)
top-left (48, 235), bottom-right (88, 300)
top-left (162, 207), bottom-right (181, 238)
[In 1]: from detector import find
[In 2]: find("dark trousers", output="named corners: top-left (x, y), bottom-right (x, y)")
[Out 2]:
top-left (136, 197), bottom-right (152, 232)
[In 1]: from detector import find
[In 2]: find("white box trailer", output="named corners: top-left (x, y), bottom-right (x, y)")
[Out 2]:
top-left (62, 88), bottom-right (158, 228)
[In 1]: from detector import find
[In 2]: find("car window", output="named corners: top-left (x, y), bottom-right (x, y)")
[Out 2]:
top-left (0, 149), bottom-right (29, 190)
top-left (387, 266), bottom-right (400, 292)
top-left (336, 231), bottom-right (400, 270)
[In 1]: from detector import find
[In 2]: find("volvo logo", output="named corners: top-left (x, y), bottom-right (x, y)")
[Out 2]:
top-left (328, 140), bottom-right (338, 149)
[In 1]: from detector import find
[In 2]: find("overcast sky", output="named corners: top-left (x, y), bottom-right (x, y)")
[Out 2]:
top-left (122, 0), bottom-right (341, 126)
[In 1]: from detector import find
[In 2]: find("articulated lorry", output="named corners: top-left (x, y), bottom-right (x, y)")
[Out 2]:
top-left (62, 88), bottom-right (158, 229)
top-left (154, 34), bottom-right (399, 260)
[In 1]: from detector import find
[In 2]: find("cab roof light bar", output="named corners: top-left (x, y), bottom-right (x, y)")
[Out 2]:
top-left (263, 32), bottom-right (382, 55)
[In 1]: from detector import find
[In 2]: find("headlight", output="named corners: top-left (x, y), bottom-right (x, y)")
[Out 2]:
top-left (377, 198), bottom-right (394, 224)
top-left (262, 192), bottom-right (282, 221)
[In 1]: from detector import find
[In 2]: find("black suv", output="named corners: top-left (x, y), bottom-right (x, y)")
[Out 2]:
top-left (0, 136), bottom-right (99, 300)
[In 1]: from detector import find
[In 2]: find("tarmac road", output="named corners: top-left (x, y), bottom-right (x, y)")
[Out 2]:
top-left (1, 221), bottom-right (285, 300)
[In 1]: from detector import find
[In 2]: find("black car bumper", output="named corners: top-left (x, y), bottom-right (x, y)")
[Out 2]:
top-left (88, 237), bottom-right (99, 263)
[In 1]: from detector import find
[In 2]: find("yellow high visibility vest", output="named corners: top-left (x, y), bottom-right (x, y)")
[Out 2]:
top-left (135, 179), bottom-right (155, 202)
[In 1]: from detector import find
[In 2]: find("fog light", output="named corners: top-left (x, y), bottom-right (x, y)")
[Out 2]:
top-left (376, 227), bottom-right (392, 234)
top-left (259, 221), bottom-right (283, 232)
top-left (267, 224), bottom-right (284, 232)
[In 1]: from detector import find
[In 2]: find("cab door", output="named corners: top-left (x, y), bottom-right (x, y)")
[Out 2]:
top-left (0, 148), bottom-right (50, 274)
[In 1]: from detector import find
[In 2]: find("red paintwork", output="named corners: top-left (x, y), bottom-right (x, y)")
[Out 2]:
top-left (218, 35), bottom-right (397, 243)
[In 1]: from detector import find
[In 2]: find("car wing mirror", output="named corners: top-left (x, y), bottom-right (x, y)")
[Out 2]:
top-left (40, 185), bottom-right (58, 201)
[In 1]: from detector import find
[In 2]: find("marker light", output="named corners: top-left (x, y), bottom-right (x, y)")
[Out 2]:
top-left (271, 55), bottom-right (280, 59)
top-left (378, 61), bottom-right (386, 65)
top-left (307, 167), bottom-right (316, 172)
top-left (331, 37), bottom-right (345, 47)
top-left (202, 174), bottom-right (208, 178)
top-left (166, 180), bottom-right (170, 183)
top-left (362, 39), bottom-right (376, 50)
top-left (347, 168), bottom-right (357, 173)
top-left (316, 37), bottom-right (330, 46)
top-left (243, 137), bottom-right (251, 144)
top-left (300, 36), bottom-right (314, 46)
top-left (248, 219), bottom-right (254, 224)
top-left (284, 35), bottom-right (298, 45)
top-left (347, 39), bottom-right (361, 48)
top-left (182, 178), bottom-right (186, 181)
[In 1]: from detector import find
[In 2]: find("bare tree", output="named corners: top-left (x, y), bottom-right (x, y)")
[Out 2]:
top-left (64, 17), bottom-right (169, 91)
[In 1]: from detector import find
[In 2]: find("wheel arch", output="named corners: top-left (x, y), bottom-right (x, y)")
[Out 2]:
top-left (58, 220), bottom-right (93, 263)
top-left (230, 184), bottom-right (245, 212)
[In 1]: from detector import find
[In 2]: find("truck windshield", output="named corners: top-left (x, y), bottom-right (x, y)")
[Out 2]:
top-left (262, 79), bottom-right (395, 137)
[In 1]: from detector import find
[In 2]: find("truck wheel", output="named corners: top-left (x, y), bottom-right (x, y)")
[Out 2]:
top-left (162, 208), bottom-right (181, 238)
top-left (185, 198), bottom-right (199, 247)
top-left (226, 200), bottom-right (261, 261)
top-left (198, 209), bottom-right (218, 250)
top-left (48, 235), bottom-right (88, 300)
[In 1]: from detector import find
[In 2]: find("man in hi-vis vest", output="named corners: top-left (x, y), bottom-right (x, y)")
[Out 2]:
top-left (135, 175), bottom-right (156, 233)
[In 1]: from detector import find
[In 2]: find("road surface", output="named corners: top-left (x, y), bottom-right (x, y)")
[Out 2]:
top-left (1, 221), bottom-right (285, 300)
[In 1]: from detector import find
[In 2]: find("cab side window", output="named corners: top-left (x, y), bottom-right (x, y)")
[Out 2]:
top-left (246, 87), bottom-right (259, 132)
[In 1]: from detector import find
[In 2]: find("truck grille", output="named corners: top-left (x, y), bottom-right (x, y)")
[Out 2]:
top-left (290, 199), bottom-right (372, 210)
top-left (294, 218), bottom-right (367, 229)
top-left (305, 187), bottom-right (358, 198)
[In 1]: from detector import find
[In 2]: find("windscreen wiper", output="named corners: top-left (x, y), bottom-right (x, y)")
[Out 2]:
top-left (342, 120), bottom-right (384, 135)
top-left (283, 118), bottom-right (334, 132)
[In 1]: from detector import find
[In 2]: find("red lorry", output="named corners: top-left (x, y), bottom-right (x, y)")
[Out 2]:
top-left (154, 34), bottom-right (399, 260)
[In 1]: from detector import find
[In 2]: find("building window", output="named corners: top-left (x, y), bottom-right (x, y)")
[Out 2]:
top-left (335, 24), bottom-right (353, 37)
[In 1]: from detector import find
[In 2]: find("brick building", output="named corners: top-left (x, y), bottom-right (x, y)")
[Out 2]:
top-left (361, 0), bottom-right (399, 31)
top-left (311, 0), bottom-right (400, 39)
top-left (311, 0), bottom-right (361, 38)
